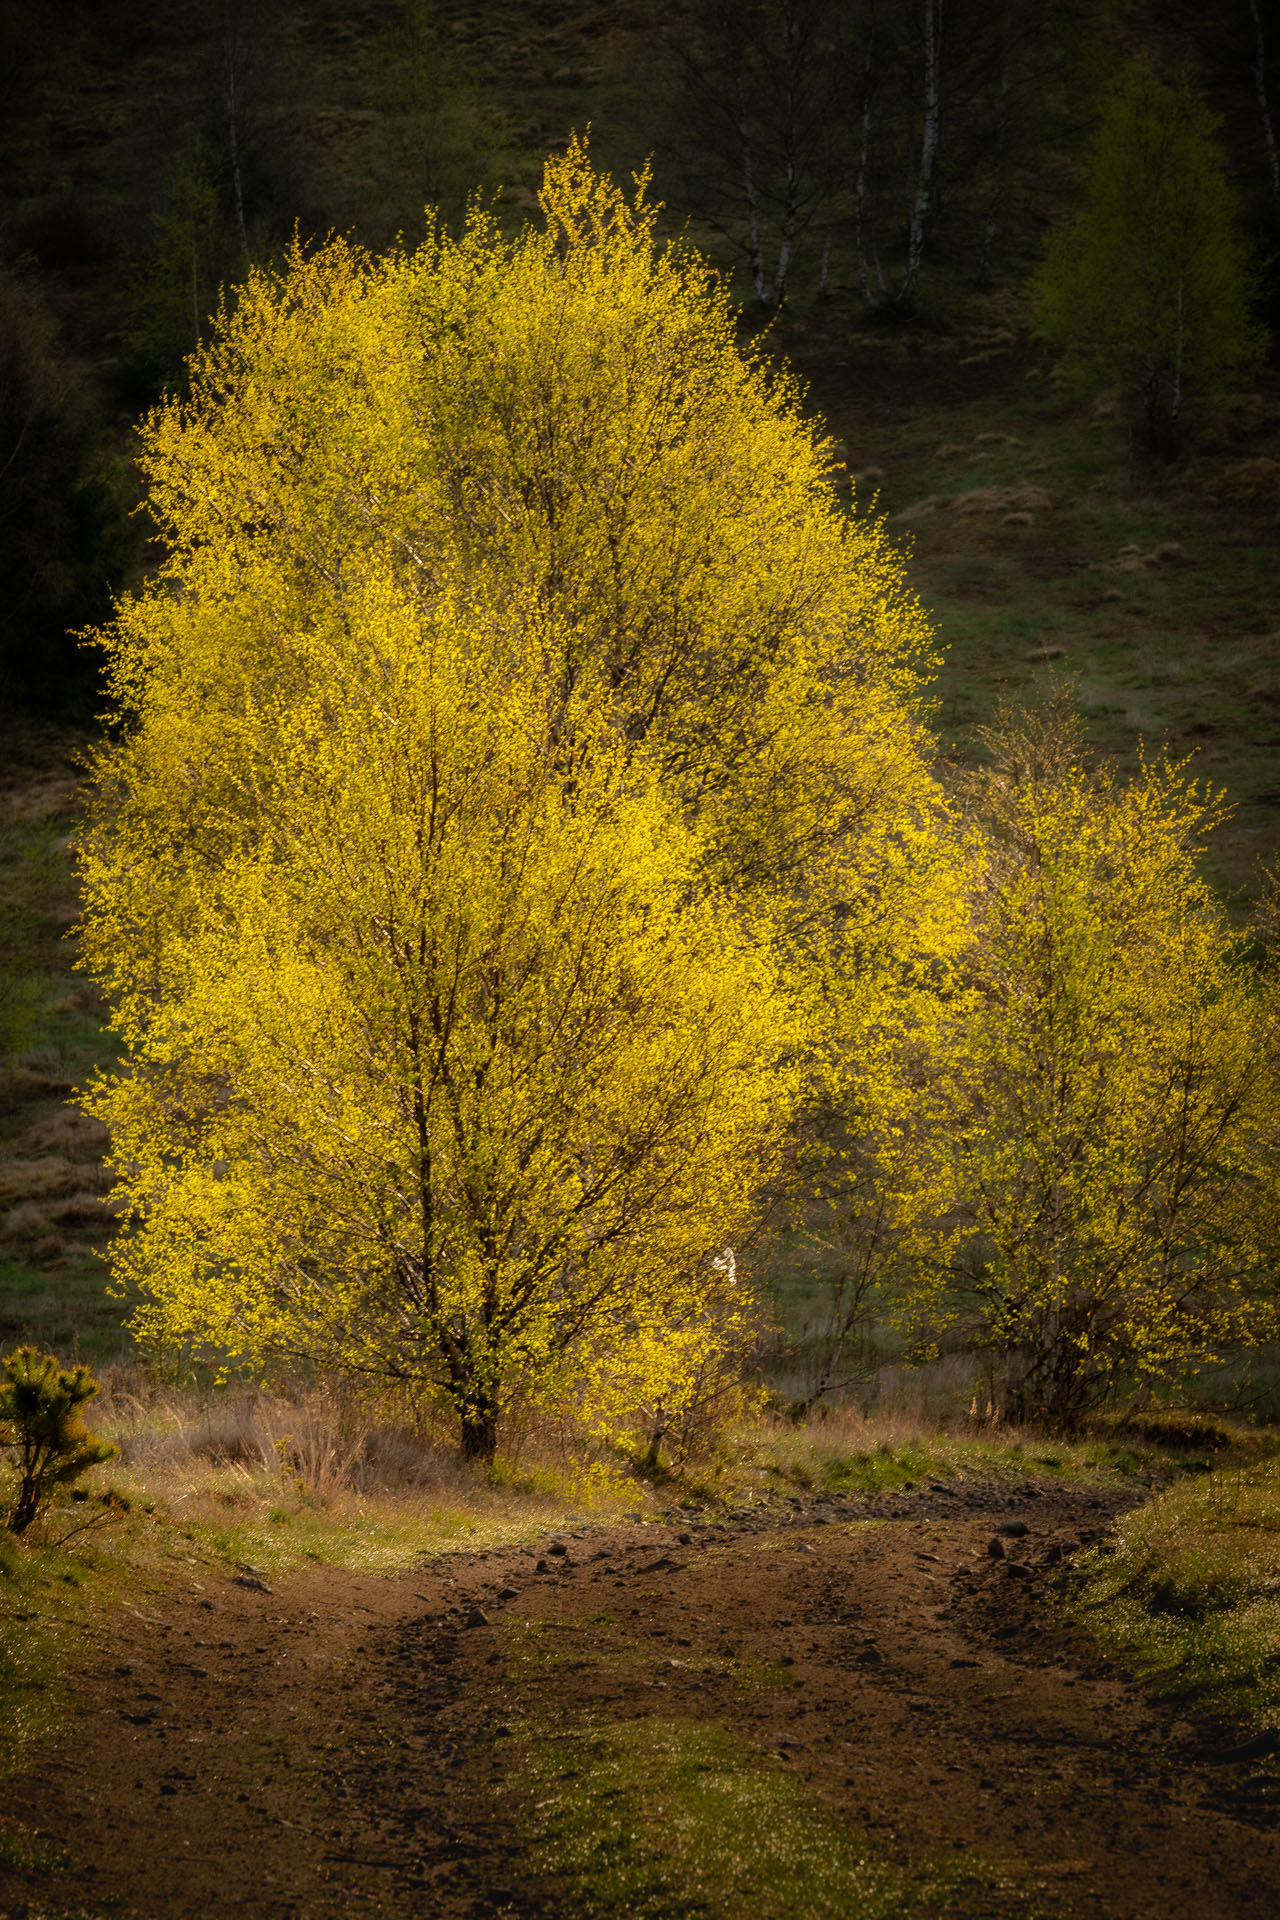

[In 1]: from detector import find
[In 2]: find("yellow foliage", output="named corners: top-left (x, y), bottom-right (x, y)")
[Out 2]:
top-left (902, 702), bottom-right (1278, 1425)
top-left (78, 146), bottom-right (950, 1461)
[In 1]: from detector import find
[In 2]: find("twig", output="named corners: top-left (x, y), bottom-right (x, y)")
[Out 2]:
top-left (45, 1509), bottom-right (122, 1550)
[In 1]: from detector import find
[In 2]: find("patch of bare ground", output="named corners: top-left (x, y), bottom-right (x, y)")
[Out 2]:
top-left (2, 1478), bottom-right (1278, 1919)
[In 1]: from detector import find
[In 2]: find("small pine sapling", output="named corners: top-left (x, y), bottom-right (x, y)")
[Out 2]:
top-left (0, 1349), bottom-right (117, 1535)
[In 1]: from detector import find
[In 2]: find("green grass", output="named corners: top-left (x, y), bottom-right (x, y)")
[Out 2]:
top-left (0, 1256), bottom-right (133, 1368)
top-left (174, 1499), bottom-right (556, 1580)
top-left (745, 1422), bottom-right (1166, 1501)
top-left (518, 1716), bottom-right (1048, 1919)
top-left (827, 360), bottom-right (1280, 910)
top-left (1065, 1457), bottom-right (1280, 1735)
top-left (0, 1827), bottom-right (71, 1874)
top-left (0, 1528), bottom-right (125, 1780)
top-left (501, 1611), bottom-right (802, 1694)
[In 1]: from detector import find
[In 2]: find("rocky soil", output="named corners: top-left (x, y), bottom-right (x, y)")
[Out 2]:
top-left (2, 1478), bottom-right (1277, 1918)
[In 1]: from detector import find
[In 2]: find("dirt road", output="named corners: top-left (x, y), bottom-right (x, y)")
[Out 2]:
top-left (2, 1478), bottom-right (1276, 1919)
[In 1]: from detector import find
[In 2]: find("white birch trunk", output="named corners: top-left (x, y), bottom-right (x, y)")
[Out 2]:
top-left (901, 0), bottom-right (942, 302)
top-left (771, 1), bottom-right (802, 306)
top-left (737, 75), bottom-right (769, 302)
top-left (1247, 0), bottom-right (1280, 201)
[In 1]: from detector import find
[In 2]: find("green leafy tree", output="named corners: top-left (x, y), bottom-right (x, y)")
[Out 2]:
top-left (78, 148), bottom-right (952, 1463)
top-left (1034, 61), bottom-right (1264, 457)
top-left (368, 0), bottom-right (491, 233)
top-left (0, 1350), bottom-right (117, 1535)
top-left (122, 141), bottom-right (228, 397)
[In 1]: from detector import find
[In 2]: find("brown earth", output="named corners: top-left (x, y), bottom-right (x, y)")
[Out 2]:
top-left (2, 1478), bottom-right (1277, 1919)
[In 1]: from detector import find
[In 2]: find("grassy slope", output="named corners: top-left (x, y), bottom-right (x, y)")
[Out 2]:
top-left (1067, 1453), bottom-right (1280, 1732)
top-left (778, 304), bottom-right (1280, 907)
top-left (0, 728), bottom-right (127, 1368)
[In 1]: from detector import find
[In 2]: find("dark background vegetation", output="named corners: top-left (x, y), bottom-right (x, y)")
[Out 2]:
top-left (0, 0), bottom-right (1276, 707)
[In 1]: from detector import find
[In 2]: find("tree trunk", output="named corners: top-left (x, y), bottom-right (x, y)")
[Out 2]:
top-left (773, 151), bottom-right (799, 305)
top-left (737, 75), bottom-right (769, 302)
top-left (853, 42), bottom-right (881, 307)
top-left (1248, 0), bottom-right (1280, 202)
top-left (770, 0), bottom-right (805, 307)
top-left (900, 0), bottom-right (942, 304)
top-left (225, 38), bottom-right (250, 259)
top-left (642, 1410), bottom-right (669, 1472)
top-left (458, 1388), bottom-right (499, 1466)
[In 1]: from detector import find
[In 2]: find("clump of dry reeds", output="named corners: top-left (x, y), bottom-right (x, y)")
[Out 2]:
top-left (93, 1369), bottom-right (472, 1512)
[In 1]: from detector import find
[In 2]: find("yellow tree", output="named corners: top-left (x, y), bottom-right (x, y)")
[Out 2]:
top-left (125, 141), bottom-right (942, 940)
top-left (904, 704), bottom-right (1276, 1427)
top-left (79, 148), bottom-right (950, 1460)
top-left (82, 585), bottom-right (792, 1460)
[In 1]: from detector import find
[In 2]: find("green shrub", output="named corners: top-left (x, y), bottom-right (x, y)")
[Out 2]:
top-left (0, 1349), bottom-right (117, 1535)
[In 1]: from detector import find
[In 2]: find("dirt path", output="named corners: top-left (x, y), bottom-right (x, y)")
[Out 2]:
top-left (2, 1479), bottom-right (1277, 1919)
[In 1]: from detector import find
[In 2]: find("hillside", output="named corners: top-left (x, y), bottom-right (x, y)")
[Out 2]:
top-left (2, 1), bottom-right (1276, 874)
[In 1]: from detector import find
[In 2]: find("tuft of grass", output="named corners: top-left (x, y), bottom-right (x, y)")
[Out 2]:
top-left (1065, 1458), bottom-right (1280, 1732)
top-left (519, 1716), bottom-right (1046, 1918)
top-left (0, 1827), bottom-right (71, 1873)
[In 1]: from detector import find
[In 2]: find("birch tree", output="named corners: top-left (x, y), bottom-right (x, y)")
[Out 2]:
top-left (1033, 61), bottom-right (1263, 457)
top-left (80, 149), bottom-right (950, 1462)
top-left (903, 704), bottom-right (1277, 1428)
top-left (668, 0), bottom-right (841, 305)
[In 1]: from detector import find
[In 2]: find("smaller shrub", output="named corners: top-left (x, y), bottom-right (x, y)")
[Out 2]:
top-left (0, 1348), bottom-right (117, 1534)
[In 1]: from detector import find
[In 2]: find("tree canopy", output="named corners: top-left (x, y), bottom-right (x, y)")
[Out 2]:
top-left (79, 147), bottom-right (951, 1460)
top-left (901, 705), bottom-right (1276, 1424)
top-left (1033, 62), bottom-right (1263, 455)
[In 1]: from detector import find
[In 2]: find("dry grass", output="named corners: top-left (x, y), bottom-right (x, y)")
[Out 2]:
top-left (102, 1375), bottom-right (458, 1501)
top-left (1206, 457), bottom-right (1280, 516)
top-left (0, 1158), bottom-right (85, 1207)
top-left (0, 777), bottom-right (81, 830)
top-left (0, 1191), bottom-right (115, 1255)
top-left (951, 483), bottom-right (1052, 515)
top-left (54, 1368), bottom-right (653, 1577)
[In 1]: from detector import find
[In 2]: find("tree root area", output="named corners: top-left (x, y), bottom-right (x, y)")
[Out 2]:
top-left (2, 1478), bottom-right (1276, 1918)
